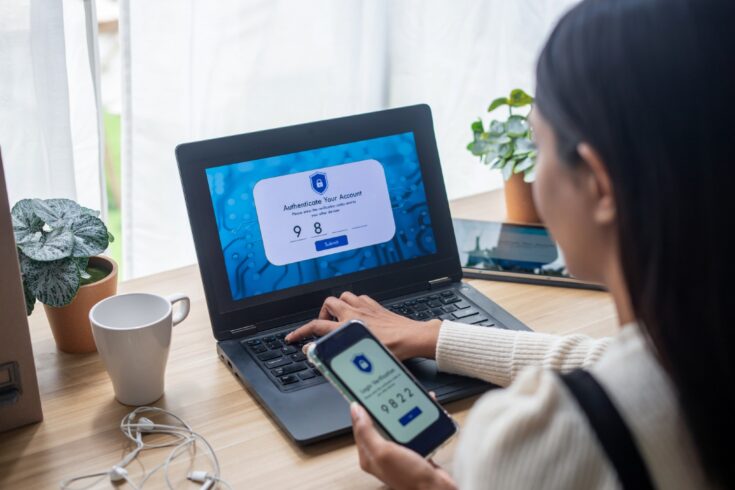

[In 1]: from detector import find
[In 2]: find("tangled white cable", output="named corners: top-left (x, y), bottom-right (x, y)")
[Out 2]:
top-left (60, 406), bottom-right (231, 489)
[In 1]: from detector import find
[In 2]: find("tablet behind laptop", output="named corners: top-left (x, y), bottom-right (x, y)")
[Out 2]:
top-left (176, 105), bottom-right (531, 444)
top-left (453, 218), bottom-right (605, 290)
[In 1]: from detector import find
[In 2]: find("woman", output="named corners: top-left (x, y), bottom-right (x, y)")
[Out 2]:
top-left (287, 0), bottom-right (734, 487)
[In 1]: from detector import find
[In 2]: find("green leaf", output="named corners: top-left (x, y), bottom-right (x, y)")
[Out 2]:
top-left (22, 256), bottom-right (80, 308)
top-left (514, 137), bottom-right (535, 152)
top-left (508, 88), bottom-right (534, 107)
top-left (107, 231), bottom-right (115, 243)
top-left (17, 226), bottom-right (74, 261)
top-left (488, 157), bottom-right (504, 169)
top-left (506, 115), bottom-right (530, 137)
top-left (514, 156), bottom-right (535, 173)
top-left (488, 120), bottom-right (506, 136)
top-left (502, 160), bottom-right (515, 181)
top-left (487, 97), bottom-right (509, 113)
top-left (69, 214), bottom-right (109, 258)
top-left (487, 134), bottom-right (511, 145)
top-left (523, 166), bottom-right (537, 183)
top-left (11, 199), bottom-right (43, 246)
top-left (470, 119), bottom-right (484, 135)
top-left (498, 143), bottom-right (514, 159)
top-left (31, 198), bottom-right (83, 228)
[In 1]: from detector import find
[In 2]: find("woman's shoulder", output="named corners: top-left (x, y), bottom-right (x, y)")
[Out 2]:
top-left (453, 365), bottom-right (618, 490)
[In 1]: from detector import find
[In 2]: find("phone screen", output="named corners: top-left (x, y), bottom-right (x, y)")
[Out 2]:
top-left (330, 337), bottom-right (440, 443)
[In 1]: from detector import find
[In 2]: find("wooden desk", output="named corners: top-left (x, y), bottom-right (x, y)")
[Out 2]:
top-left (0, 190), bottom-right (618, 489)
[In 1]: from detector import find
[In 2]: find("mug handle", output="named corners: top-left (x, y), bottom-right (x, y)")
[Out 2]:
top-left (165, 293), bottom-right (191, 326)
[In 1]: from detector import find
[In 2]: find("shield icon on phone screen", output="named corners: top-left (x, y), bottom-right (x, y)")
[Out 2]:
top-left (352, 354), bottom-right (373, 373)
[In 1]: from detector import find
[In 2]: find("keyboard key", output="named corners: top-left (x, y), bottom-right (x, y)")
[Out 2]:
top-left (428, 300), bottom-right (442, 308)
top-left (279, 374), bottom-right (299, 385)
top-left (245, 339), bottom-right (262, 346)
top-left (441, 296), bottom-right (461, 305)
top-left (405, 299), bottom-right (417, 306)
top-left (251, 344), bottom-right (267, 354)
top-left (281, 345), bottom-right (298, 355)
top-left (257, 350), bottom-right (281, 361)
top-left (291, 352), bottom-right (307, 362)
top-left (439, 313), bottom-right (454, 321)
top-left (453, 308), bottom-right (480, 320)
top-left (440, 290), bottom-right (454, 297)
top-left (471, 317), bottom-right (489, 325)
top-left (298, 370), bottom-right (316, 380)
top-left (428, 294), bottom-right (440, 300)
top-left (431, 308), bottom-right (444, 316)
top-left (442, 305), bottom-right (457, 313)
top-left (265, 357), bottom-right (291, 369)
top-left (272, 362), bottom-right (308, 377)
top-left (416, 297), bottom-right (429, 303)
top-left (454, 301), bottom-right (471, 309)
top-left (263, 335), bottom-right (276, 342)
top-left (414, 303), bottom-right (429, 312)
top-left (267, 340), bottom-right (282, 350)
top-left (276, 332), bottom-right (288, 340)
top-left (416, 311), bottom-right (432, 320)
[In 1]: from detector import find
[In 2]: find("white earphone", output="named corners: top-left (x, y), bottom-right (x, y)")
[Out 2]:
top-left (60, 406), bottom-right (231, 489)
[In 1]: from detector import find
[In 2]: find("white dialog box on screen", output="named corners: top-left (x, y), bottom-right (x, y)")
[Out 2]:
top-left (253, 159), bottom-right (396, 266)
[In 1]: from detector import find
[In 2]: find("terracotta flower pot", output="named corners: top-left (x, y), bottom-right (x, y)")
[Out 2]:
top-left (504, 172), bottom-right (541, 224)
top-left (44, 255), bottom-right (118, 354)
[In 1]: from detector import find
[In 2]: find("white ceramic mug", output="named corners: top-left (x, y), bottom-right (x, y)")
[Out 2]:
top-left (90, 293), bottom-right (190, 406)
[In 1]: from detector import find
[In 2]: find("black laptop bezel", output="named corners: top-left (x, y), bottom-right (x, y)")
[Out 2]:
top-left (176, 105), bottom-right (462, 341)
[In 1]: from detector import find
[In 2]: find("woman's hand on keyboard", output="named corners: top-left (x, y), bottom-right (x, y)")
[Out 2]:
top-left (285, 291), bottom-right (441, 360)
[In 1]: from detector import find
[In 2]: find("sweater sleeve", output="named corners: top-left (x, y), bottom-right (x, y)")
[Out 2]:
top-left (453, 367), bottom-right (618, 490)
top-left (435, 321), bottom-right (612, 387)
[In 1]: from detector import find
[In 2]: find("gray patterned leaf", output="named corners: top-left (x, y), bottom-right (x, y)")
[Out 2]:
top-left (11, 199), bottom-right (44, 246)
top-left (23, 257), bottom-right (80, 307)
top-left (22, 272), bottom-right (36, 315)
top-left (80, 206), bottom-right (100, 217)
top-left (31, 198), bottom-right (83, 228)
top-left (17, 226), bottom-right (74, 261)
top-left (69, 214), bottom-right (109, 258)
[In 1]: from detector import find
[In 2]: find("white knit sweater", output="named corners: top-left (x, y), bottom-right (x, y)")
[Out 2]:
top-left (435, 321), bottom-right (710, 489)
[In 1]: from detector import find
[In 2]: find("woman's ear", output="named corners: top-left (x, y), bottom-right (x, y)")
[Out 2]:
top-left (577, 142), bottom-right (616, 226)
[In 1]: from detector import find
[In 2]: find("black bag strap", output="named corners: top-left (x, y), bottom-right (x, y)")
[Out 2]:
top-left (559, 369), bottom-right (655, 490)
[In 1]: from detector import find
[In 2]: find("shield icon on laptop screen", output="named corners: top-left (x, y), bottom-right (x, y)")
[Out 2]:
top-left (352, 354), bottom-right (373, 373)
top-left (310, 172), bottom-right (328, 194)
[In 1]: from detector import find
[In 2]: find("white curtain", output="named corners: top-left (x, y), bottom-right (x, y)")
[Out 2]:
top-left (0, 0), bottom-right (105, 214)
top-left (117, 0), bottom-right (578, 278)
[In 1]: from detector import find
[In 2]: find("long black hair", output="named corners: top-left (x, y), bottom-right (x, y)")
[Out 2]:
top-left (535, 0), bottom-right (734, 486)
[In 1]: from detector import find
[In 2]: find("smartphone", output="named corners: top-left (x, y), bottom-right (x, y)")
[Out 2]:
top-left (307, 320), bottom-right (458, 458)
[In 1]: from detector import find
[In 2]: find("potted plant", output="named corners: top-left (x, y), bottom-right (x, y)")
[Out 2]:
top-left (11, 198), bottom-right (117, 353)
top-left (467, 88), bottom-right (541, 223)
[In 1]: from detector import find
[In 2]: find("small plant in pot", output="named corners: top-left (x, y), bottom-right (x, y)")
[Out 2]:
top-left (467, 88), bottom-right (541, 223)
top-left (12, 198), bottom-right (117, 353)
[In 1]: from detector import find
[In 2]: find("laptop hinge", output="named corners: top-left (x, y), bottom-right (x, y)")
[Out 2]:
top-left (428, 276), bottom-right (452, 289)
top-left (230, 324), bottom-right (257, 337)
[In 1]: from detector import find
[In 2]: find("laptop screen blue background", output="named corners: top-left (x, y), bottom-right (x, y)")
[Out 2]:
top-left (206, 132), bottom-right (438, 301)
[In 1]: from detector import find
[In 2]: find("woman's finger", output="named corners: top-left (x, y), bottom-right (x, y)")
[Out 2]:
top-left (351, 402), bottom-right (385, 452)
top-left (358, 294), bottom-right (383, 309)
top-left (286, 319), bottom-right (339, 342)
top-left (323, 296), bottom-right (353, 320)
top-left (338, 291), bottom-right (362, 307)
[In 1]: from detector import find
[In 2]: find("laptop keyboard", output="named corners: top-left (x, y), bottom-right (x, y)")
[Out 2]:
top-left (239, 289), bottom-right (497, 391)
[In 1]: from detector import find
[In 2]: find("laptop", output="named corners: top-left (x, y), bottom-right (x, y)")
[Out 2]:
top-left (176, 105), bottom-right (531, 444)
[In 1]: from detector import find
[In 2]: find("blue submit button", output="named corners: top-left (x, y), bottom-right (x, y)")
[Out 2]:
top-left (315, 235), bottom-right (348, 252)
top-left (398, 406), bottom-right (423, 426)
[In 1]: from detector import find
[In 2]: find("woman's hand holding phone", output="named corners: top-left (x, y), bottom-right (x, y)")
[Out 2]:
top-left (285, 291), bottom-right (441, 360)
top-left (350, 402), bottom-right (457, 490)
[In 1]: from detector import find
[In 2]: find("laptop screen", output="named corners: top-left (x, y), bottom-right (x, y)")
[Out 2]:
top-left (205, 132), bottom-right (438, 301)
